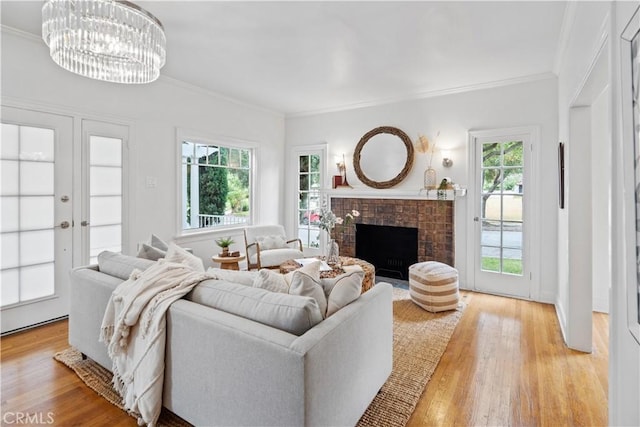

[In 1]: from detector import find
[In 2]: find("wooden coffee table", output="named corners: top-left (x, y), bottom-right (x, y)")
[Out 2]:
top-left (279, 256), bottom-right (375, 293)
top-left (211, 254), bottom-right (245, 270)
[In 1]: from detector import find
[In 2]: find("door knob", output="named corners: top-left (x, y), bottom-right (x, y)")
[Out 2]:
top-left (59, 221), bottom-right (70, 229)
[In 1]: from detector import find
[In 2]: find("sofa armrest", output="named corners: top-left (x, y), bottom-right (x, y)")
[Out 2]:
top-left (291, 282), bottom-right (394, 426)
top-left (164, 300), bottom-right (304, 426)
top-left (68, 266), bottom-right (122, 370)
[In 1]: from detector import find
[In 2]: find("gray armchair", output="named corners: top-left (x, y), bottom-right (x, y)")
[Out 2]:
top-left (244, 224), bottom-right (303, 270)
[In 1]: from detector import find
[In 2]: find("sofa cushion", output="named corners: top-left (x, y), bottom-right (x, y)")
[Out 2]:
top-left (322, 267), bottom-right (364, 317)
top-left (137, 243), bottom-right (166, 261)
top-left (165, 243), bottom-right (205, 272)
top-left (253, 268), bottom-right (289, 293)
top-left (286, 261), bottom-right (327, 318)
top-left (186, 280), bottom-right (323, 336)
top-left (149, 233), bottom-right (169, 251)
top-left (98, 251), bottom-right (155, 280)
top-left (207, 268), bottom-right (257, 286)
top-left (255, 234), bottom-right (288, 250)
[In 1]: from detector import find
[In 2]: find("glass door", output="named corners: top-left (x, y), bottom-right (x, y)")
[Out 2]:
top-left (471, 129), bottom-right (532, 298)
top-left (1, 107), bottom-right (73, 333)
top-left (297, 153), bottom-right (322, 250)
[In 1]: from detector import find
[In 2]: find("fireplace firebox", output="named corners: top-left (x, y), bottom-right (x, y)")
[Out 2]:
top-left (355, 223), bottom-right (418, 280)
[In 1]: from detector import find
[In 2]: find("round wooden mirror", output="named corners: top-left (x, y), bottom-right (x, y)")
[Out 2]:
top-left (353, 126), bottom-right (414, 189)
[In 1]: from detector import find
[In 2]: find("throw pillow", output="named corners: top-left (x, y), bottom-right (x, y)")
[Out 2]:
top-left (323, 268), bottom-right (364, 317)
top-left (287, 261), bottom-right (327, 317)
top-left (255, 235), bottom-right (288, 250)
top-left (149, 233), bottom-right (169, 251)
top-left (164, 242), bottom-right (205, 272)
top-left (137, 243), bottom-right (166, 261)
top-left (252, 269), bottom-right (289, 293)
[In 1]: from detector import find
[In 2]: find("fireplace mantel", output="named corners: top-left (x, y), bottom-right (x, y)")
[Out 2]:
top-left (325, 187), bottom-right (466, 201)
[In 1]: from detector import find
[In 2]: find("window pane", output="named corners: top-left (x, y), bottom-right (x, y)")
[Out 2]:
top-left (503, 195), bottom-right (522, 221)
top-left (503, 249), bottom-right (523, 275)
top-left (241, 149), bottom-right (250, 168)
top-left (90, 136), bottom-right (121, 167)
top-left (20, 161), bottom-right (54, 195)
top-left (90, 225), bottom-right (121, 255)
top-left (1, 269), bottom-right (20, 306)
top-left (90, 196), bottom-right (122, 226)
top-left (1, 160), bottom-right (19, 195)
top-left (1, 196), bottom-right (19, 232)
top-left (20, 230), bottom-right (54, 266)
top-left (299, 192), bottom-right (309, 209)
top-left (503, 141), bottom-right (523, 166)
top-left (20, 196), bottom-right (54, 230)
top-left (299, 174), bottom-right (309, 191)
top-left (21, 263), bottom-right (54, 301)
top-left (20, 126), bottom-right (54, 162)
top-left (229, 149), bottom-right (240, 168)
top-left (299, 155), bottom-right (309, 173)
top-left (310, 155), bottom-right (320, 172)
top-left (482, 168), bottom-right (502, 193)
top-left (310, 173), bottom-right (320, 189)
top-left (482, 195), bottom-right (501, 221)
top-left (482, 143), bottom-right (501, 167)
top-left (502, 168), bottom-right (523, 194)
top-left (220, 147), bottom-right (229, 166)
top-left (196, 145), bottom-right (208, 164)
top-left (1, 232), bottom-right (19, 269)
top-left (1, 124), bottom-right (19, 159)
top-left (90, 166), bottom-right (121, 196)
top-left (182, 141), bottom-right (194, 163)
top-left (481, 220), bottom-right (500, 247)
top-left (503, 221), bottom-right (523, 249)
top-left (481, 246), bottom-right (501, 272)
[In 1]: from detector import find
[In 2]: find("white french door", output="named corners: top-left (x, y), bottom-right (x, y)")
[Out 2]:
top-left (1, 107), bottom-right (73, 333)
top-left (469, 127), bottom-right (535, 299)
top-left (81, 120), bottom-right (128, 265)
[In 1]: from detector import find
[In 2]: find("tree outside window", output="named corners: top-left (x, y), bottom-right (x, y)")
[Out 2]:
top-left (182, 141), bottom-right (251, 231)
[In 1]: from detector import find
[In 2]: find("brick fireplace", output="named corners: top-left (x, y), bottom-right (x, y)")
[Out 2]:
top-left (330, 197), bottom-right (454, 267)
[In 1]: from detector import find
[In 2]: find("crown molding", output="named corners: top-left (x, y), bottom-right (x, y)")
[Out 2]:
top-left (286, 72), bottom-right (557, 118)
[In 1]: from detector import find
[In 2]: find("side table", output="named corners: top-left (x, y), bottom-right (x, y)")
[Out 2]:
top-left (211, 254), bottom-right (245, 270)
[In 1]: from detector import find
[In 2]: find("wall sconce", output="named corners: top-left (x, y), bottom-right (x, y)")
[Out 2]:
top-left (442, 150), bottom-right (453, 168)
top-left (333, 154), bottom-right (352, 188)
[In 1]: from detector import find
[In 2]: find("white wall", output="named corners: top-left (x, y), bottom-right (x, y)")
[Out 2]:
top-left (1, 28), bottom-right (285, 265)
top-left (591, 86), bottom-right (611, 314)
top-left (558, 1), bottom-right (640, 424)
top-left (285, 78), bottom-right (559, 302)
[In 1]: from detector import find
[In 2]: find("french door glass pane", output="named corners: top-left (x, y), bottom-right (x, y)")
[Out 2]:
top-left (297, 154), bottom-right (321, 249)
top-left (0, 124), bottom-right (56, 307)
top-left (89, 135), bottom-right (122, 263)
top-left (480, 140), bottom-right (524, 276)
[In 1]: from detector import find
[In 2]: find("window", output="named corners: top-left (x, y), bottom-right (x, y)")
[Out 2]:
top-left (181, 139), bottom-right (252, 232)
top-left (297, 153), bottom-right (322, 248)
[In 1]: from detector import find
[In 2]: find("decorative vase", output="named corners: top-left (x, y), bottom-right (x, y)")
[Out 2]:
top-left (424, 167), bottom-right (437, 190)
top-left (327, 238), bottom-right (340, 266)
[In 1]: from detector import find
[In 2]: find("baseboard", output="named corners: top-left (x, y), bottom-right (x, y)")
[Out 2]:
top-left (555, 299), bottom-right (568, 345)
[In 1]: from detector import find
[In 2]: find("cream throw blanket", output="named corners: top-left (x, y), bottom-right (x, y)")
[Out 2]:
top-left (100, 259), bottom-right (208, 427)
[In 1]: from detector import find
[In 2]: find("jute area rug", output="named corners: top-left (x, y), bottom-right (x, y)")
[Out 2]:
top-left (54, 287), bottom-right (465, 427)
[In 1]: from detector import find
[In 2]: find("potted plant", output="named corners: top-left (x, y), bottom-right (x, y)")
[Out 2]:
top-left (215, 237), bottom-right (234, 257)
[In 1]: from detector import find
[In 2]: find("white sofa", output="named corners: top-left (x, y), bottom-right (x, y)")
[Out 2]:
top-left (69, 252), bottom-right (393, 426)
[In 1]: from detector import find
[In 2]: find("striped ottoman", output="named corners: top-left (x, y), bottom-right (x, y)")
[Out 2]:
top-left (408, 261), bottom-right (459, 312)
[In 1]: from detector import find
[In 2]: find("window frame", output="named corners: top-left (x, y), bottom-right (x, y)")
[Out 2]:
top-left (176, 128), bottom-right (257, 236)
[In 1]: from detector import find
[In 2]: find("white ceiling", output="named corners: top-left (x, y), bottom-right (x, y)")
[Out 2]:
top-left (1, 1), bottom-right (568, 116)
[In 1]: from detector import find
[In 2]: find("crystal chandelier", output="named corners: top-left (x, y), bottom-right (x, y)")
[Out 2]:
top-left (42, 0), bottom-right (166, 84)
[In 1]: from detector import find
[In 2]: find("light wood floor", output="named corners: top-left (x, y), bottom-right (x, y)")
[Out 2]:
top-left (1, 291), bottom-right (608, 427)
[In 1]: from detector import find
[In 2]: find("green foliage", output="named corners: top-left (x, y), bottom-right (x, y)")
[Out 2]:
top-left (215, 237), bottom-right (235, 248)
top-left (481, 257), bottom-right (523, 275)
top-left (199, 165), bottom-right (228, 215)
